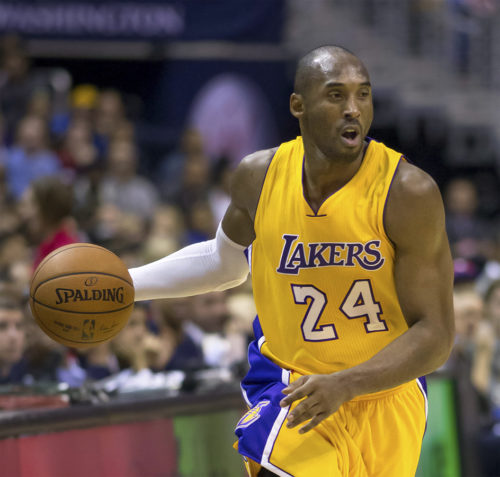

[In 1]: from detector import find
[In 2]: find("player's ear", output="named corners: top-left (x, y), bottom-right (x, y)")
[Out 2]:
top-left (290, 93), bottom-right (304, 119)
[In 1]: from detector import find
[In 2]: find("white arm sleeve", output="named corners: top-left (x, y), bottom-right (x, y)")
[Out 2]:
top-left (129, 224), bottom-right (249, 301)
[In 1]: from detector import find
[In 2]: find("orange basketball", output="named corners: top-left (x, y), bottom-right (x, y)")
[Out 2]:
top-left (29, 243), bottom-right (135, 349)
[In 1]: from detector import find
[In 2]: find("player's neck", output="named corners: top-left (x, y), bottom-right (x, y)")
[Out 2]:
top-left (303, 144), bottom-right (366, 209)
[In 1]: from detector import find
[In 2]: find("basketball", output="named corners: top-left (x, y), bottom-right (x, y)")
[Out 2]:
top-left (29, 243), bottom-right (135, 349)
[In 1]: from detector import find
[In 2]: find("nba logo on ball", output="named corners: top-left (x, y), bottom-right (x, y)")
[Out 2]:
top-left (30, 243), bottom-right (135, 349)
top-left (82, 320), bottom-right (95, 339)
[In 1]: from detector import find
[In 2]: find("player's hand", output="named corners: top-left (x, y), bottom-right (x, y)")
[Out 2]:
top-left (279, 374), bottom-right (350, 434)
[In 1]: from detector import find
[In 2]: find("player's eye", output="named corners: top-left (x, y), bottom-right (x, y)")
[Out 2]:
top-left (329, 91), bottom-right (343, 100)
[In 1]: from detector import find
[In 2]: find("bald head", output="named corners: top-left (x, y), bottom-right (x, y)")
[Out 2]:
top-left (294, 46), bottom-right (369, 97)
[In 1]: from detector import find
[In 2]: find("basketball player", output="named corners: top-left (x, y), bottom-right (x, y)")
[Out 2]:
top-left (130, 46), bottom-right (455, 476)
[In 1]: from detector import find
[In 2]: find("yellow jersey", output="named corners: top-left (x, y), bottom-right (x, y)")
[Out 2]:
top-left (251, 136), bottom-right (408, 375)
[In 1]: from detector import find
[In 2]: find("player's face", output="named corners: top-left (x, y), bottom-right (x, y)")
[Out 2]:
top-left (0, 309), bottom-right (25, 366)
top-left (292, 55), bottom-right (373, 162)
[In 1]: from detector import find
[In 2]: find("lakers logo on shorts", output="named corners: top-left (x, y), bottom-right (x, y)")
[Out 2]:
top-left (236, 400), bottom-right (270, 429)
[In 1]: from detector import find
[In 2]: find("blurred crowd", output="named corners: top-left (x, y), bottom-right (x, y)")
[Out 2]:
top-left (0, 35), bottom-right (256, 395)
top-left (1, 30), bottom-right (500, 472)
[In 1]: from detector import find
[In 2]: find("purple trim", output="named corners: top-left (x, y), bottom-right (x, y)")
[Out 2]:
top-left (402, 153), bottom-right (413, 164)
top-left (417, 375), bottom-right (427, 397)
top-left (417, 376), bottom-right (428, 435)
top-left (382, 156), bottom-right (403, 248)
top-left (306, 214), bottom-right (327, 217)
top-left (301, 155), bottom-right (317, 215)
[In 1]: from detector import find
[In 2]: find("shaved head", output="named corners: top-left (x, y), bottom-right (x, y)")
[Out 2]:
top-left (294, 46), bottom-right (368, 97)
top-left (289, 45), bottom-right (373, 162)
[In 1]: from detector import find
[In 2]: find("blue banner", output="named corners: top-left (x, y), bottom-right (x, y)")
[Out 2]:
top-left (0, 0), bottom-right (284, 42)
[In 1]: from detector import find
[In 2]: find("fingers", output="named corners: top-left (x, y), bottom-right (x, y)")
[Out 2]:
top-left (280, 378), bottom-right (312, 407)
top-left (280, 389), bottom-right (307, 407)
top-left (298, 412), bottom-right (328, 434)
top-left (281, 375), bottom-right (308, 395)
top-left (279, 375), bottom-right (330, 433)
top-left (286, 398), bottom-right (319, 428)
top-left (286, 400), bottom-right (327, 434)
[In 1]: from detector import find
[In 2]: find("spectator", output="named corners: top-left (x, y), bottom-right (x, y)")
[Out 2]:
top-left (226, 289), bottom-right (256, 346)
top-left (91, 203), bottom-right (128, 250)
top-left (452, 285), bottom-right (484, 367)
top-left (93, 89), bottom-right (128, 156)
top-left (444, 177), bottom-right (490, 262)
top-left (57, 118), bottom-right (97, 172)
top-left (0, 37), bottom-right (38, 142)
top-left (140, 204), bottom-right (185, 263)
top-left (0, 146), bottom-right (21, 241)
top-left (149, 298), bottom-right (205, 373)
top-left (0, 285), bottom-right (27, 384)
top-left (474, 279), bottom-right (500, 476)
top-left (110, 118), bottom-right (136, 144)
top-left (22, 175), bottom-right (81, 270)
top-left (23, 303), bottom-right (65, 384)
top-left (473, 280), bottom-right (500, 410)
top-left (26, 89), bottom-right (52, 124)
top-left (187, 291), bottom-right (244, 370)
top-left (50, 83), bottom-right (99, 141)
top-left (0, 234), bottom-right (32, 292)
top-left (1, 115), bottom-right (62, 200)
top-left (155, 127), bottom-right (206, 203)
top-left (170, 146), bottom-right (212, 214)
top-left (442, 284), bottom-right (484, 476)
top-left (476, 229), bottom-right (500, 296)
top-left (72, 142), bottom-right (104, 234)
top-left (70, 84), bottom-right (99, 124)
top-left (77, 342), bottom-right (119, 381)
top-left (98, 139), bottom-right (159, 220)
top-left (110, 302), bottom-right (159, 372)
top-left (184, 200), bottom-right (216, 245)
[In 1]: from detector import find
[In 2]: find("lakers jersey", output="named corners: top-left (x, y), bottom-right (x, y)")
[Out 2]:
top-left (251, 136), bottom-right (408, 375)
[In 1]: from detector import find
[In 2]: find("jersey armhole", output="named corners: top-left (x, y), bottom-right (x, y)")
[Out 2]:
top-left (253, 147), bottom-right (280, 232)
top-left (380, 155), bottom-right (405, 249)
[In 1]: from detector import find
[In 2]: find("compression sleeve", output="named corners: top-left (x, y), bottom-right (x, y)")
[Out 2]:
top-left (129, 224), bottom-right (250, 301)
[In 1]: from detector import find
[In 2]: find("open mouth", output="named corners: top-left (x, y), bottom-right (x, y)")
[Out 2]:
top-left (342, 130), bottom-right (358, 140)
top-left (341, 129), bottom-right (360, 146)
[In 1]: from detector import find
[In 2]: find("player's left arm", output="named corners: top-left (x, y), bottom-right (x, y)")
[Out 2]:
top-left (281, 162), bottom-right (455, 433)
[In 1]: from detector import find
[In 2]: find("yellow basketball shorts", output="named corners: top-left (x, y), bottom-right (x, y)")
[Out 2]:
top-left (235, 328), bottom-right (428, 477)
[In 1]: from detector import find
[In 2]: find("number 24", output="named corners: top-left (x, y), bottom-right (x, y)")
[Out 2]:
top-left (292, 280), bottom-right (388, 342)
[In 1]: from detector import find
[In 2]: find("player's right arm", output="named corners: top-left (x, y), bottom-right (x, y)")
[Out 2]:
top-left (129, 148), bottom-right (275, 301)
top-left (222, 147), bottom-right (277, 245)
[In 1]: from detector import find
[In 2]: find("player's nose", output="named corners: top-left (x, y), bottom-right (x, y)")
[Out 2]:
top-left (343, 96), bottom-right (361, 118)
